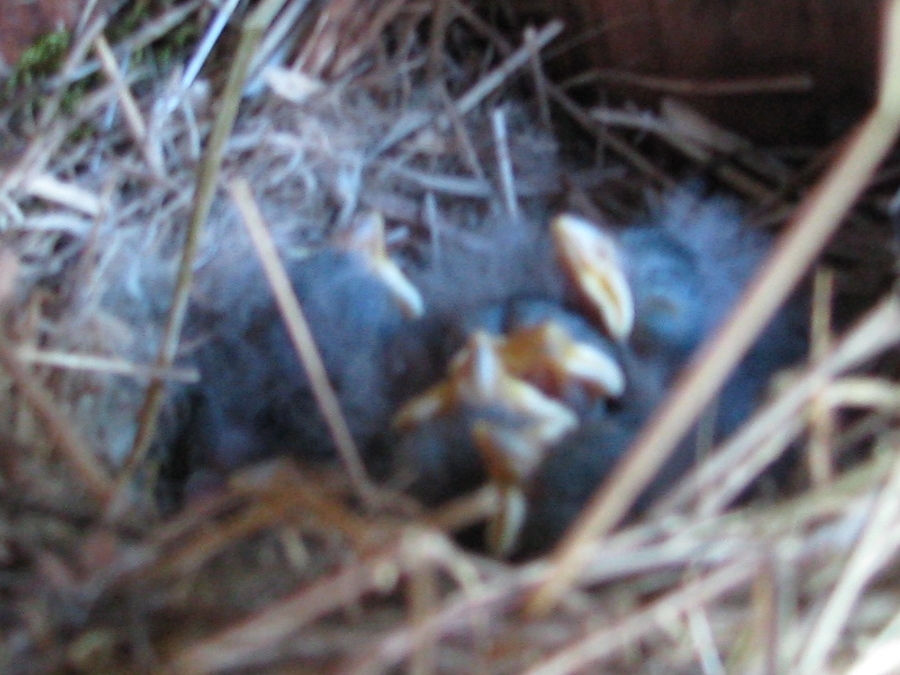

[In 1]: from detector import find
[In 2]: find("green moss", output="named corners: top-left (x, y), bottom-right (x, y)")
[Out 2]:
top-left (2, 1), bottom-right (200, 123)
top-left (5, 29), bottom-right (71, 92)
top-left (108, 0), bottom-right (199, 72)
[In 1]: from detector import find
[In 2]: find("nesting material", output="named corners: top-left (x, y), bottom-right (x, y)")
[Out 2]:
top-left (2, 2), bottom-right (900, 674)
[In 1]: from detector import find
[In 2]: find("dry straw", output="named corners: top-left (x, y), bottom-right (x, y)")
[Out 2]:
top-left (2, 1), bottom-right (900, 674)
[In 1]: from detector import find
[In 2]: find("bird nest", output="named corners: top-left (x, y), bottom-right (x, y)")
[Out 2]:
top-left (2, 1), bottom-right (900, 674)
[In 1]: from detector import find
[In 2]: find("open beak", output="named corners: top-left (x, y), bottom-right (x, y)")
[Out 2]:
top-left (339, 211), bottom-right (424, 319)
top-left (498, 321), bottom-right (626, 399)
top-left (392, 331), bottom-right (578, 438)
top-left (551, 214), bottom-right (634, 342)
top-left (473, 422), bottom-right (549, 558)
top-left (485, 482), bottom-right (528, 559)
top-left (391, 332), bottom-right (582, 559)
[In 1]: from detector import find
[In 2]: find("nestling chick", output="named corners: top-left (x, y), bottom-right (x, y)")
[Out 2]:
top-left (177, 212), bottom-right (423, 481)
top-left (555, 193), bottom-right (807, 431)
top-left (506, 194), bottom-right (808, 555)
top-left (389, 255), bottom-right (633, 554)
top-left (391, 331), bottom-right (579, 485)
top-left (622, 193), bottom-right (807, 435)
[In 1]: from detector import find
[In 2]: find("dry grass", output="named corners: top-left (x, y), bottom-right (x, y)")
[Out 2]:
top-left (2, 1), bottom-right (900, 674)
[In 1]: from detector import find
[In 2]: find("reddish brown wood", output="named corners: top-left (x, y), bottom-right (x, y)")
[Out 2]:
top-left (523, 0), bottom-right (880, 142)
top-left (1, 0), bottom-right (78, 70)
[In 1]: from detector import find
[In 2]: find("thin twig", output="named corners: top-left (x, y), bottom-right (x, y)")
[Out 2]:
top-left (0, 332), bottom-right (112, 502)
top-left (523, 558), bottom-right (764, 675)
top-left (375, 21), bottom-right (563, 155)
top-left (14, 347), bottom-right (198, 382)
top-left (570, 68), bottom-right (814, 96)
top-left (93, 34), bottom-right (165, 177)
top-left (109, 0), bottom-right (291, 518)
top-left (796, 445), bottom-right (900, 674)
top-left (491, 107), bottom-right (519, 221)
top-left (226, 176), bottom-right (380, 509)
top-left (169, 530), bottom-right (463, 675)
top-left (524, 25), bottom-right (552, 130)
top-left (656, 293), bottom-right (900, 516)
top-left (36, 15), bottom-right (108, 129)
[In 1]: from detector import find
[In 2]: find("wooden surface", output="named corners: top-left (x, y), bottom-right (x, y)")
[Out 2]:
top-left (0, 0), bottom-right (77, 71)
top-left (519, 0), bottom-right (880, 142)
